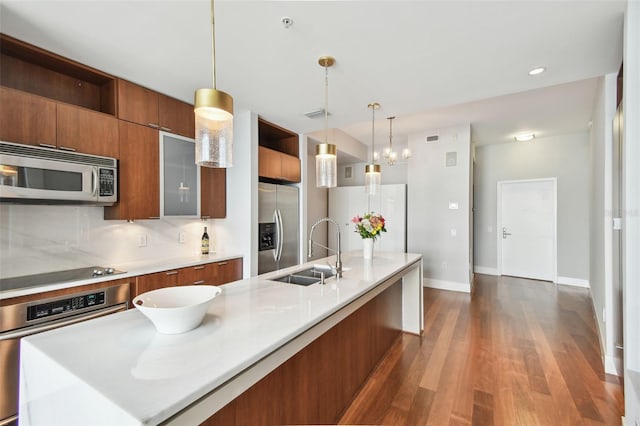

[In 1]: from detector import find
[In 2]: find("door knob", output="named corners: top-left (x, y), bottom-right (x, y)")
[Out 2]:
top-left (502, 227), bottom-right (512, 239)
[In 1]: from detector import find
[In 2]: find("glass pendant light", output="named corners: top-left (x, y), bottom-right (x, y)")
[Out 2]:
top-left (315, 56), bottom-right (337, 188)
top-left (365, 102), bottom-right (381, 195)
top-left (194, 0), bottom-right (234, 168)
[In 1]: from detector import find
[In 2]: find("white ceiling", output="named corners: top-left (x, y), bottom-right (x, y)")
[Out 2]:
top-left (0, 0), bottom-right (626, 156)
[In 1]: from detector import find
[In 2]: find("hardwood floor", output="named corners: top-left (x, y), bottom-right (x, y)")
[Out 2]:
top-left (339, 274), bottom-right (624, 425)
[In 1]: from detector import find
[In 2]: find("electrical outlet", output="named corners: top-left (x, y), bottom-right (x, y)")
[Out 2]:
top-left (442, 261), bottom-right (448, 269)
top-left (450, 228), bottom-right (457, 237)
top-left (138, 233), bottom-right (147, 247)
top-left (179, 231), bottom-right (186, 244)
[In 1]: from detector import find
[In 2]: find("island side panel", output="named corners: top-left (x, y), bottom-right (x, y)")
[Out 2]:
top-left (201, 280), bottom-right (403, 425)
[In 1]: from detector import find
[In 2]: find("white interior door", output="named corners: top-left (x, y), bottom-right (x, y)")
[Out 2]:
top-left (499, 179), bottom-right (556, 281)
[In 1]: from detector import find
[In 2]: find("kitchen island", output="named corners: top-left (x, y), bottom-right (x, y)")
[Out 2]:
top-left (19, 252), bottom-right (423, 425)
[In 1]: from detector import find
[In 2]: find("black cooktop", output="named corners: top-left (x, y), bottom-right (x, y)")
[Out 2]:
top-left (0, 266), bottom-right (126, 292)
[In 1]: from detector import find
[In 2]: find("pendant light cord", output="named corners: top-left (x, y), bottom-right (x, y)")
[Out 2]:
top-left (371, 105), bottom-right (376, 164)
top-left (210, 0), bottom-right (217, 89)
top-left (324, 66), bottom-right (329, 144)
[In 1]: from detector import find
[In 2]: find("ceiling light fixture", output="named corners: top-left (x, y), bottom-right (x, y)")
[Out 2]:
top-left (514, 132), bottom-right (535, 142)
top-left (365, 102), bottom-right (381, 195)
top-left (528, 67), bottom-right (546, 76)
top-left (384, 116), bottom-right (398, 166)
top-left (315, 56), bottom-right (337, 188)
top-left (194, 0), bottom-right (234, 168)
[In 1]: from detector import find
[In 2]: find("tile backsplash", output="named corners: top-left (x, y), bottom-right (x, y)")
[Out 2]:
top-left (0, 204), bottom-right (217, 278)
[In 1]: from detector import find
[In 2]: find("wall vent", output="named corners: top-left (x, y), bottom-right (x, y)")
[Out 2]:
top-left (304, 109), bottom-right (330, 119)
top-left (425, 135), bottom-right (439, 143)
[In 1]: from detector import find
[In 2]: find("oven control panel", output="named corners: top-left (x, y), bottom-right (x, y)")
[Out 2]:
top-left (27, 291), bottom-right (106, 321)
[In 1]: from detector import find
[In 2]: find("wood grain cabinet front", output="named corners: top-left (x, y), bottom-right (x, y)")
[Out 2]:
top-left (118, 79), bottom-right (194, 139)
top-left (180, 264), bottom-right (211, 286)
top-left (0, 87), bottom-right (56, 147)
top-left (201, 167), bottom-right (227, 219)
top-left (104, 121), bottom-right (159, 221)
top-left (0, 87), bottom-right (118, 158)
top-left (210, 258), bottom-right (243, 285)
top-left (56, 103), bottom-right (119, 158)
top-left (258, 146), bottom-right (301, 183)
top-left (131, 269), bottom-right (180, 302)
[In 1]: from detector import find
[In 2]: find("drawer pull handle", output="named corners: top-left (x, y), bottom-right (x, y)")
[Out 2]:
top-left (148, 216), bottom-right (161, 219)
top-left (165, 271), bottom-right (178, 276)
top-left (58, 146), bottom-right (76, 152)
top-left (217, 262), bottom-right (228, 266)
top-left (160, 126), bottom-right (172, 132)
top-left (193, 280), bottom-right (205, 285)
top-left (194, 266), bottom-right (205, 270)
top-left (148, 123), bottom-right (160, 128)
top-left (39, 143), bottom-right (57, 149)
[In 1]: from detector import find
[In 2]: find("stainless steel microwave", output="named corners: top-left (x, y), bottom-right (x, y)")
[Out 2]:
top-left (0, 141), bottom-right (117, 205)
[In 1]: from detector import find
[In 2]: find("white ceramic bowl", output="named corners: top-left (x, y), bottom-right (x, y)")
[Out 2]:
top-left (133, 285), bottom-right (222, 334)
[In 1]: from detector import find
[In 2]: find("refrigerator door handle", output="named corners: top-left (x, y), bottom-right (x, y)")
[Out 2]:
top-left (272, 211), bottom-right (279, 261)
top-left (276, 209), bottom-right (284, 262)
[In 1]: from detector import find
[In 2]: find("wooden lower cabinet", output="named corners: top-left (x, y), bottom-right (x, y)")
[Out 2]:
top-left (180, 264), bottom-right (209, 286)
top-left (130, 258), bottom-right (243, 302)
top-left (210, 258), bottom-right (243, 285)
top-left (202, 279), bottom-right (403, 425)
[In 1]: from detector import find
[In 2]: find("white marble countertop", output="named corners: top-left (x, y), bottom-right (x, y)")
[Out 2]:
top-left (19, 251), bottom-right (422, 426)
top-left (0, 253), bottom-right (243, 300)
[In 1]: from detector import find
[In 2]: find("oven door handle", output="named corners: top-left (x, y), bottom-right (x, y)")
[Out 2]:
top-left (0, 304), bottom-right (126, 341)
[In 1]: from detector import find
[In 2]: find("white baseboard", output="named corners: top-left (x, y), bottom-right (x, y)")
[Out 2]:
top-left (555, 276), bottom-right (590, 288)
top-left (423, 278), bottom-right (471, 293)
top-left (473, 265), bottom-right (498, 275)
top-left (605, 355), bottom-right (623, 376)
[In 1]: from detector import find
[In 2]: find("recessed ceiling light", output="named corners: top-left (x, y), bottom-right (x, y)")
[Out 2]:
top-left (528, 67), bottom-right (546, 76)
top-left (515, 132), bottom-right (535, 142)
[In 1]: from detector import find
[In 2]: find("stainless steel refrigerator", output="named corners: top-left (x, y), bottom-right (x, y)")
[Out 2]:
top-left (258, 183), bottom-right (299, 274)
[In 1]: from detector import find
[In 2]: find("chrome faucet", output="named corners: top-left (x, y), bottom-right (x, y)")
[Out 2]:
top-left (308, 217), bottom-right (342, 278)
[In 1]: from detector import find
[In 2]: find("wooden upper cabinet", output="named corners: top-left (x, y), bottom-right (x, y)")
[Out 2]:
top-left (0, 86), bottom-right (56, 147)
top-left (201, 167), bottom-right (226, 218)
top-left (56, 103), bottom-right (119, 158)
top-left (280, 152), bottom-right (301, 182)
top-left (117, 79), bottom-right (159, 127)
top-left (158, 94), bottom-right (195, 138)
top-left (118, 79), bottom-right (194, 138)
top-left (104, 121), bottom-right (159, 221)
top-left (258, 146), bottom-right (281, 180)
top-left (258, 146), bottom-right (301, 183)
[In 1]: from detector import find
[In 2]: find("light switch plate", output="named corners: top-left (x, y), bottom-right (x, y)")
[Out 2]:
top-left (448, 202), bottom-right (459, 210)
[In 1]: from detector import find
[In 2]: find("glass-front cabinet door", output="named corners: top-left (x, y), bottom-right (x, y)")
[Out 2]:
top-left (160, 131), bottom-right (200, 217)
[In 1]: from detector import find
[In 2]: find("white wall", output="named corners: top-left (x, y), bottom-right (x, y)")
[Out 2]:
top-left (337, 162), bottom-right (407, 187)
top-left (589, 73), bottom-right (619, 375)
top-left (215, 110), bottom-right (257, 278)
top-left (407, 124), bottom-right (472, 292)
top-left (473, 132), bottom-right (590, 282)
top-left (623, 1), bottom-right (640, 423)
top-left (305, 150), bottom-right (328, 260)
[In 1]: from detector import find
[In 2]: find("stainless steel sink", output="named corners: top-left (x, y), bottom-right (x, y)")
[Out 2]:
top-left (271, 265), bottom-right (336, 286)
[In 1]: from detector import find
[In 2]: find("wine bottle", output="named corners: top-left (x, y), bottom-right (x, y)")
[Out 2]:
top-left (201, 226), bottom-right (210, 255)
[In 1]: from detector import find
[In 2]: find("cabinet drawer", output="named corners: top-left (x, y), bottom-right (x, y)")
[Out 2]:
top-left (211, 258), bottom-right (243, 285)
top-left (133, 269), bottom-right (180, 300)
top-left (180, 264), bottom-right (212, 286)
